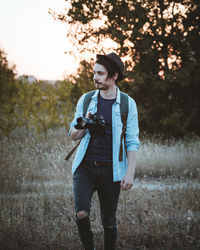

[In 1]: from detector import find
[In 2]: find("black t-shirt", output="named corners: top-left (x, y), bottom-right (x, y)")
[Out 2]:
top-left (84, 93), bottom-right (116, 162)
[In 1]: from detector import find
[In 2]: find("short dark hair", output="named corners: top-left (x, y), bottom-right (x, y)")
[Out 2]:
top-left (95, 57), bottom-right (120, 82)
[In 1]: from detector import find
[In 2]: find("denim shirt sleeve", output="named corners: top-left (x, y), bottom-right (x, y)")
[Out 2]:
top-left (68, 93), bottom-right (86, 136)
top-left (125, 96), bottom-right (140, 151)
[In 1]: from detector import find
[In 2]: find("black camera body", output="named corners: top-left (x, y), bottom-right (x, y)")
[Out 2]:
top-left (75, 113), bottom-right (105, 130)
top-left (75, 113), bottom-right (106, 140)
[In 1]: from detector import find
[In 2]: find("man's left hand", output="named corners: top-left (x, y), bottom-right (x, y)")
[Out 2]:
top-left (120, 175), bottom-right (134, 190)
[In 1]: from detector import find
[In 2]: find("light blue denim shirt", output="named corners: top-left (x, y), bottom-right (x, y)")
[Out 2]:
top-left (69, 87), bottom-right (140, 182)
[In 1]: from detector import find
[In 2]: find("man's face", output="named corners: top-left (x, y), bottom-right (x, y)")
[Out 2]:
top-left (93, 63), bottom-right (115, 90)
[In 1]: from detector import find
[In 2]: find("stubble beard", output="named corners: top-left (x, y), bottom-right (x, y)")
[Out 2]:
top-left (95, 81), bottom-right (109, 90)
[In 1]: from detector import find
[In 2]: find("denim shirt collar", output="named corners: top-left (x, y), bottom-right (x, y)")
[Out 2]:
top-left (116, 86), bottom-right (121, 104)
top-left (91, 89), bottom-right (99, 100)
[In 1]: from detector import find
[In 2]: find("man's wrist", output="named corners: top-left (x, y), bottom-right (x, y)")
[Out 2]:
top-left (127, 165), bottom-right (135, 175)
top-left (70, 127), bottom-right (86, 140)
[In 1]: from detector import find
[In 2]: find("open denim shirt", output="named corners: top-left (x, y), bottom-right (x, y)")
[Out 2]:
top-left (69, 87), bottom-right (140, 182)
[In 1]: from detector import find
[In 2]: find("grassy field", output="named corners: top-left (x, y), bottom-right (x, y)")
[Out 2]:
top-left (0, 128), bottom-right (200, 249)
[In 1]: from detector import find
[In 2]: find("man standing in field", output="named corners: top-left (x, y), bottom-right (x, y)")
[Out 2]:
top-left (68, 52), bottom-right (140, 250)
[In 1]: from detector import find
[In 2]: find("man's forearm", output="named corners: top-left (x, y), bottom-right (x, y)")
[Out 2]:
top-left (126, 151), bottom-right (137, 177)
top-left (121, 151), bottom-right (137, 190)
top-left (70, 127), bottom-right (86, 140)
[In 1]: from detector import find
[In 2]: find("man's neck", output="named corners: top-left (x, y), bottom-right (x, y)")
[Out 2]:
top-left (100, 86), bottom-right (117, 99)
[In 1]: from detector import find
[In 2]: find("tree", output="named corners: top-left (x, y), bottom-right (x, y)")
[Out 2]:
top-left (69, 60), bottom-right (95, 106)
top-left (52, 0), bottom-right (193, 73)
top-left (55, 79), bottom-right (73, 129)
top-left (14, 79), bottom-right (34, 135)
top-left (51, 0), bottom-right (200, 137)
top-left (29, 81), bottom-right (61, 138)
top-left (0, 49), bottom-right (17, 103)
top-left (0, 49), bottom-right (18, 136)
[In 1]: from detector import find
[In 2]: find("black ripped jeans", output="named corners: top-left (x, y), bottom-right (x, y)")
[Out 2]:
top-left (73, 162), bottom-right (121, 249)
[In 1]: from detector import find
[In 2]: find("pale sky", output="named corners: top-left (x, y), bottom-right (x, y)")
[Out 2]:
top-left (0, 0), bottom-right (77, 80)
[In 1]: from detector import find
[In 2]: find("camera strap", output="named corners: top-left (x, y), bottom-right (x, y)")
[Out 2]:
top-left (65, 140), bottom-right (81, 161)
top-left (119, 92), bottom-right (128, 161)
top-left (65, 91), bottom-right (95, 161)
top-left (65, 91), bottom-right (129, 161)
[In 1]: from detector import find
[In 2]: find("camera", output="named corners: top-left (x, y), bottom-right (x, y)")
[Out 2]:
top-left (75, 113), bottom-right (106, 140)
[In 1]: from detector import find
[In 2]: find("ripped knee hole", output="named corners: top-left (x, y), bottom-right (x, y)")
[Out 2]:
top-left (77, 210), bottom-right (87, 219)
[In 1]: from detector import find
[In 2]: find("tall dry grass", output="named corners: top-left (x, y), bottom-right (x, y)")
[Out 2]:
top-left (1, 127), bottom-right (199, 192)
top-left (0, 127), bottom-right (200, 249)
top-left (136, 137), bottom-right (200, 179)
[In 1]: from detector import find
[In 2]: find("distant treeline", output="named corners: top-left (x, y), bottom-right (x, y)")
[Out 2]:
top-left (0, 49), bottom-right (200, 139)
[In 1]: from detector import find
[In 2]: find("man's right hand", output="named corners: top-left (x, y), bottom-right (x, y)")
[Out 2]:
top-left (69, 127), bottom-right (86, 140)
top-left (69, 112), bottom-right (91, 140)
